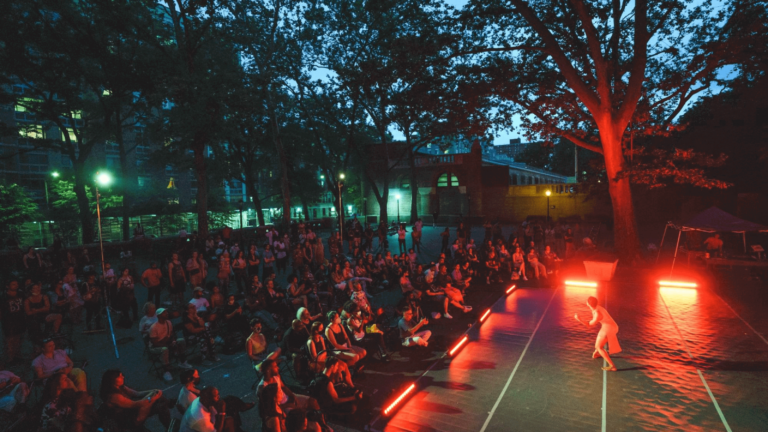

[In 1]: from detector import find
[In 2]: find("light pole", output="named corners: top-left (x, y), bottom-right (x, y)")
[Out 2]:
top-left (545, 190), bottom-right (551, 223)
top-left (338, 173), bottom-right (345, 250)
top-left (395, 194), bottom-right (401, 224)
top-left (95, 171), bottom-right (119, 359)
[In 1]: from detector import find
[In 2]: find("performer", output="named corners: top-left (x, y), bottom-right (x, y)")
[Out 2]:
top-left (574, 296), bottom-right (621, 371)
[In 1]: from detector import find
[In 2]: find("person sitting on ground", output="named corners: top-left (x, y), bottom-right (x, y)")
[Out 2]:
top-left (0, 365), bottom-right (29, 412)
top-left (423, 279), bottom-right (450, 320)
top-left (177, 368), bottom-right (255, 429)
top-left (443, 282), bottom-right (473, 316)
top-left (398, 306), bottom-right (431, 347)
top-left (247, 318), bottom-right (281, 373)
top-left (38, 373), bottom-right (72, 431)
top-left (33, 338), bottom-right (86, 391)
top-left (190, 287), bottom-right (212, 318)
top-left (183, 303), bottom-right (219, 364)
top-left (139, 302), bottom-right (158, 336)
top-left (24, 282), bottom-right (62, 340)
top-left (257, 359), bottom-right (315, 414)
top-left (285, 408), bottom-right (324, 432)
top-left (511, 247), bottom-right (528, 281)
top-left (541, 246), bottom-right (561, 275)
top-left (526, 247), bottom-right (548, 280)
top-left (325, 311), bottom-right (365, 368)
top-left (180, 386), bottom-right (234, 432)
top-left (308, 357), bottom-right (363, 416)
top-left (100, 368), bottom-right (171, 430)
top-left (150, 308), bottom-right (193, 381)
top-left (344, 303), bottom-right (389, 362)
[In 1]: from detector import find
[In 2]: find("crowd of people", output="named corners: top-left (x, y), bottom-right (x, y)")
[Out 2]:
top-left (0, 216), bottom-right (596, 431)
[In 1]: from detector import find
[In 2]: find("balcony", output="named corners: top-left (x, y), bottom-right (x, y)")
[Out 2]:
top-left (394, 154), bottom-right (464, 168)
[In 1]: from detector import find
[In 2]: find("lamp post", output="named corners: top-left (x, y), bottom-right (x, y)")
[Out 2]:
top-left (364, 198), bottom-right (367, 224)
top-left (545, 190), bottom-right (551, 223)
top-left (395, 194), bottom-right (401, 224)
top-left (95, 171), bottom-right (119, 359)
top-left (338, 173), bottom-right (345, 250)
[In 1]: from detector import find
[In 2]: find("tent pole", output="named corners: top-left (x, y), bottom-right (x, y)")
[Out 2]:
top-left (669, 230), bottom-right (683, 277)
top-left (656, 224), bottom-right (670, 265)
top-left (743, 232), bottom-right (746, 254)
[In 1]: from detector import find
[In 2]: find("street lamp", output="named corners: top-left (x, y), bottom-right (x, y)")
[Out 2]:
top-left (94, 171), bottom-right (119, 359)
top-left (545, 190), bottom-right (551, 223)
top-left (395, 194), bottom-right (401, 224)
top-left (338, 173), bottom-right (345, 252)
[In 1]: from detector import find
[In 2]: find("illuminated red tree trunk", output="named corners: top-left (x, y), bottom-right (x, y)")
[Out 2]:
top-left (598, 120), bottom-right (642, 263)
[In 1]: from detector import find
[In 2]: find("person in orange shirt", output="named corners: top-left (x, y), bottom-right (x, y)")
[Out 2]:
top-left (703, 234), bottom-right (723, 257)
top-left (142, 262), bottom-right (164, 306)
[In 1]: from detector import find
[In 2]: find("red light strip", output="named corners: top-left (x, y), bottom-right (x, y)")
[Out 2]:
top-left (506, 284), bottom-right (517, 294)
top-left (564, 280), bottom-right (598, 287)
top-left (383, 383), bottom-right (416, 415)
top-left (480, 309), bottom-right (491, 323)
top-left (449, 335), bottom-right (468, 356)
top-left (658, 280), bottom-right (697, 288)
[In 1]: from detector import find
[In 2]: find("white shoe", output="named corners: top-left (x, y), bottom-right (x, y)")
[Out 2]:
top-left (523, 276), bottom-right (528, 281)
top-left (178, 361), bottom-right (193, 369)
top-left (463, 306), bottom-right (472, 313)
top-left (163, 371), bottom-right (173, 381)
top-left (444, 312), bottom-right (453, 319)
top-left (431, 312), bottom-right (441, 319)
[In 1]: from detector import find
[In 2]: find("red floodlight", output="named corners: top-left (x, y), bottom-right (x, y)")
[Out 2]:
top-left (383, 383), bottom-right (416, 416)
top-left (448, 335), bottom-right (469, 356)
top-left (506, 284), bottom-right (517, 294)
top-left (564, 280), bottom-right (598, 288)
top-left (479, 309), bottom-right (491, 323)
top-left (658, 280), bottom-right (697, 288)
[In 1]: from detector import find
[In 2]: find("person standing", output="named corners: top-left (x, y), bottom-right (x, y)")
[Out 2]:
top-left (412, 219), bottom-right (423, 253)
top-left (142, 262), bottom-right (164, 308)
top-left (432, 210), bottom-right (439, 227)
top-left (397, 225), bottom-right (407, 254)
top-left (168, 254), bottom-right (187, 308)
top-left (574, 296), bottom-right (621, 371)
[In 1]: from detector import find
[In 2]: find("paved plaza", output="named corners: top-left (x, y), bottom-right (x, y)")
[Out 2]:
top-left (4, 224), bottom-right (768, 431)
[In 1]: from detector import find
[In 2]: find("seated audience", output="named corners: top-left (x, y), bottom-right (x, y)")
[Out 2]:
top-left (99, 369), bottom-right (171, 429)
top-left (180, 386), bottom-right (234, 432)
top-left (149, 308), bottom-right (192, 381)
top-left (247, 318), bottom-right (281, 373)
top-left (308, 357), bottom-right (363, 416)
top-left (33, 339), bottom-right (86, 391)
top-left (0, 366), bottom-right (29, 412)
top-left (325, 311), bottom-right (365, 368)
top-left (398, 306), bottom-right (431, 347)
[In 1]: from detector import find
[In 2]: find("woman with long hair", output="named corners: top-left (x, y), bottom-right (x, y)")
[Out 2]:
top-left (99, 369), bottom-right (171, 429)
top-left (186, 250), bottom-right (204, 289)
top-left (168, 253), bottom-right (187, 307)
top-left (116, 268), bottom-right (138, 326)
top-left (325, 311), bottom-right (364, 368)
top-left (306, 322), bottom-right (328, 374)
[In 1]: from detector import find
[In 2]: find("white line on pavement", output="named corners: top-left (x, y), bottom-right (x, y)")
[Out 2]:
top-left (714, 293), bottom-right (768, 347)
top-left (659, 292), bottom-right (732, 432)
top-left (479, 288), bottom-right (559, 432)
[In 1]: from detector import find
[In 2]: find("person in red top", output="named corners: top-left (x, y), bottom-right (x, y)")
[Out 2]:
top-left (222, 226), bottom-right (233, 245)
top-left (142, 262), bottom-right (164, 307)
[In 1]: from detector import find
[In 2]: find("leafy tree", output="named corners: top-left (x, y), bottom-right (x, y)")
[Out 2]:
top-left (49, 179), bottom-right (121, 244)
top-left (459, 0), bottom-right (759, 261)
top-left (0, 183), bottom-right (39, 242)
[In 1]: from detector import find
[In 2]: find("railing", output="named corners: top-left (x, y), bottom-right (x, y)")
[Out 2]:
top-left (413, 154), bottom-right (463, 167)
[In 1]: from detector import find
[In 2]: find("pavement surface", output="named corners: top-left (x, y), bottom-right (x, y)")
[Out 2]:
top-left (4, 223), bottom-right (768, 432)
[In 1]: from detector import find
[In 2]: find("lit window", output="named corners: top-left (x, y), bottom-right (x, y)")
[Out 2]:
top-left (19, 124), bottom-right (44, 139)
top-left (437, 173), bottom-right (448, 187)
top-left (61, 128), bottom-right (77, 142)
top-left (71, 110), bottom-right (82, 119)
top-left (450, 174), bottom-right (459, 186)
top-left (103, 89), bottom-right (112, 96)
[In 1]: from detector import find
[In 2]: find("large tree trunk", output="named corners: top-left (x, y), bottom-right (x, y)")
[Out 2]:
top-left (600, 123), bottom-right (642, 263)
top-left (193, 134), bottom-right (209, 239)
top-left (245, 175), bottom-right (266, 226)
top-left (73, 166), bottom-right (94, 244)
top-left (268, 104), bottom-right (292, 227)
top-left (408, 147), bottom-right (419, 224)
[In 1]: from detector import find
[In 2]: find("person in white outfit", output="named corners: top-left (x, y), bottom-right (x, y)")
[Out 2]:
top-left (574, 296), bottom-right (621, 371)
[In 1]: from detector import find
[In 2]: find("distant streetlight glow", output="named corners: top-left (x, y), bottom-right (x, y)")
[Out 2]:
top-left (545, 190), bottom-right (551, 196)
top-left (339, 173), bottom-right (345, 180)
top-left (395, 194), bottom-right (401, 200)
top-left (96, 171), bottom-right (113, 186)
top-left (51, 171), bottom-right (60, 178)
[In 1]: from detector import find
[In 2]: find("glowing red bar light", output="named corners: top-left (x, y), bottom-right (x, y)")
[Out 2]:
top-left (480, 309), bottom-right (491, 323)
top-left (383, 383), bottom-right (416, 416)
top-left (448, 335), bottom-right (469, 356)
top-left (506, 284), bottom-right (517, 294)
top-left (658, 280), bottom-right (697, 288)
top-left (565, 280), bottom-right (598, 288)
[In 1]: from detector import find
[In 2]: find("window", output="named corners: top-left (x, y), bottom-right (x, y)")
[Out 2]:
top-left (400, 178), bottom-right (410, 189)
top-left (61, 128), bottom-right (77, 142)
top-left (437, 173), bottom-right (460, 187)
top-left (19, 124), bottom-right (44, 139)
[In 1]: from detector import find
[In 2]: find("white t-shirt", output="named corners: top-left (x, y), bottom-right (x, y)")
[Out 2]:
top-left (32, 350), bottom-right (69, 377)
top-left (257, 375), bottom-right (289, 405)
top-left (180, 397), bottom-right (217, 432)
top-left (149, 320), bottom-right (173, 345)
top-left (176, 386), bottom-right (198, 417)
top-left (139, 315), bottom-right (158, 335)
top-left (189, 298), bottom-right (210, 312)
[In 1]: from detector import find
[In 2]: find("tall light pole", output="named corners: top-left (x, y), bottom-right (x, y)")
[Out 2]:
top-left (395, 194), bottom-right (401, 224)
top-left (338, 173), bottom-right (345, 251)
top-left (44, 171), bottom-right (59, 209)
top-left (95, 171), bottom-right (119, 359)
top-left (545, 190), bottom-right (551, 223)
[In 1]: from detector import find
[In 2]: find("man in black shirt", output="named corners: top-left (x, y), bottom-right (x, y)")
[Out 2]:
top-left (485, 251), bottom-right (500, 285)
